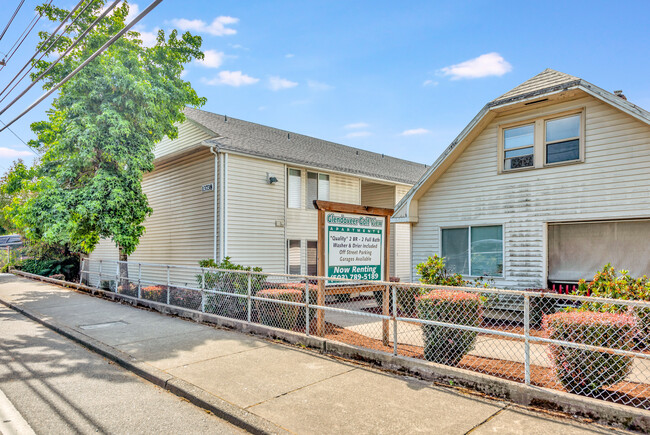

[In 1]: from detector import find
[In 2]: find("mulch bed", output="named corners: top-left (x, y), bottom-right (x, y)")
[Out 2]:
top-left (307, 321), bottom-right (650, 410)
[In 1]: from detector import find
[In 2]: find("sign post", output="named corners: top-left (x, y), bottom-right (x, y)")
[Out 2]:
top-left (314, 200), bottom-right (393, 344)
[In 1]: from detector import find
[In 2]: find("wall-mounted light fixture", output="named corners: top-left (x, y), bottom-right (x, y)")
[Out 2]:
top-left (267, 173), bottom-right (278, 184)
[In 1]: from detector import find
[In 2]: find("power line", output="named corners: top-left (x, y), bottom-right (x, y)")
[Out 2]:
top-left (0, 0), bottom-right (164, 134)
top-left (0, 0), bottom-right (91, 101)
top-left (0, 0), bottom-right (122, 117)
top-left (0, 118), bottom-right (38, 155)
top-left (0, 1), bottom-right (53, 71)
top-left (0, 0), bottom-right (26, 42)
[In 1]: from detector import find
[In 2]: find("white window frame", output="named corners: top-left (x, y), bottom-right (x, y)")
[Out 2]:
top-left (306, 171), bottom-right (330, 209)
top-left (502, 123), bottom-right (535, 172)
top-left (543, 112), bottom-right (584, 167)
top-left (287, 239), bottom-right (302, 275)
top-left (439, 224), bottom-right (505, 278)
top-left (498, 108), bottom-right (585, 174)
top-left (287, 168), bottom-right (302, 209)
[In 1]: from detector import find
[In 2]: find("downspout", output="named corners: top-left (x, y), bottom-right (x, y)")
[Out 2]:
top-left (210, 145), bottom-right (219, 261)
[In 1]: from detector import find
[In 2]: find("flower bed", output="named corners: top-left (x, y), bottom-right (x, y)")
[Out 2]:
top-left (543, 310), bottom-right (636, 395)
top-left (256, 288), bottom-right (303, 330)
top-left (417, 289), bottom-right (482, 366)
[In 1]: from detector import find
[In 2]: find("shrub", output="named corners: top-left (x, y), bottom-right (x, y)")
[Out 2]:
top-left (278, 282), bottom-right (318, 327)
top-left (170, 287), bottom-right (202, 310)
top-left (396, 287), bottom-right (423, 316)
top-left (141, 285), bottom-right (167, 303)
top-left (17, 256), bottom-right (79, 281)
top-left (543, 311), bottom-right (636, 395)
top-left (256, 288), bottom-right (303, 330)
top-left (416, 255), bottom-right (466, 286)
top-left (417, 289), bottom-right (482, 366)
top-left (573, 264), bottom-right (650, 347)
top-left (197, 257), bottom-right (267, 319)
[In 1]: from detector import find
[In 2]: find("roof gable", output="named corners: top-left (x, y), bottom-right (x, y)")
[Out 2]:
top-left (393, 69), bottom-right (650, 221)
top-left (184, 107), bottom-right (428, 185)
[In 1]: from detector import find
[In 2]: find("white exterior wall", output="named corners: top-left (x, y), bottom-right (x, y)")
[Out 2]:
top-left (393, 185), bottom-right (412, 282)
top-left (224, 154), bottom-right (286, 273)
top-left (411, 95), bottom-right (650, 289)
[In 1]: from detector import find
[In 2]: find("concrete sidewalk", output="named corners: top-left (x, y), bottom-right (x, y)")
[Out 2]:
top-left (0, 274), bottom-right (625, 434)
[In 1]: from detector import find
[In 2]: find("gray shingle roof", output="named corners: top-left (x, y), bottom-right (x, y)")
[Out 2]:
top-left (183, 107), bottom-right (428, 185)
top-left (493, 69), bottom-right (579, 102)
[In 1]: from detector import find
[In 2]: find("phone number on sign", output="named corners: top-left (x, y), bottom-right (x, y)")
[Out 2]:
top-left (330, 272), bottom-right (380, 280)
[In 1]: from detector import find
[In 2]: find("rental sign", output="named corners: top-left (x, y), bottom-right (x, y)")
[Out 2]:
top-left (326, 212), bottom-right (385, 281)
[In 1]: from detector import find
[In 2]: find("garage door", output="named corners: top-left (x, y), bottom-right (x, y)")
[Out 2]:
top-left (548, 219), bottom-right (650, 283)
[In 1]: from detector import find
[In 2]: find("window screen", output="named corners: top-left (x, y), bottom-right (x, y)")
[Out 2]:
top-left (306, 172), bottom-right (330, 209)
top-left (307, 241), bottom-right (318, 276)
top-left (441, 228), bottom-right (469, 275)
top-left (287, 169), bottom-right (301, 208)
top-left (470, 226), bottom-right (503, 276)
top-left (288, 240), bottom-right (301, 274)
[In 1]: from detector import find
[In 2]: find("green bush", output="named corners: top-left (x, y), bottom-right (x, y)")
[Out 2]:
top-left (197, 257), bottom-right (266, 320)
top-left (543, 311), bottom-right (635, 395)
top-left (278, 283), bottom-right (318, 328)
top-left (17, 256), bottom-right (79, 281)
top-left (573, 264), bottom-right (650, 348)
top-left (416, 255), bottom-right (466, 286)
top-left (417, 289), bottom-right (482, 366)
top-left (256, 288), bottom-right (303, 330)
top-left (396, 287), bottom-right (423, 316)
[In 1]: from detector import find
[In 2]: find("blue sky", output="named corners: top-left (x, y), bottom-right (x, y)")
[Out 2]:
top-left (1, 0), bottom-right (649, 175)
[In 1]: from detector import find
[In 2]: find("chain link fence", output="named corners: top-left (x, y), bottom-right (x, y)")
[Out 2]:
top-left (80, 259), bottom-right (650, 410)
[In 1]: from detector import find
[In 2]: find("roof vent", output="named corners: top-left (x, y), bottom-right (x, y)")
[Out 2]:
top-left (614, 90), bottom-right (627, 100)
top-left (287, 133), bottom-right (290, 140)
top-left (356, 151), bottom-right (359, 155)
top-left (224, 115), bottom-right (228, 122)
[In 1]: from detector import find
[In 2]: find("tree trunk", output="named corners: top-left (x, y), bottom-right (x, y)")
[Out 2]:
top-left (118, 245), bottom-right (129, 292)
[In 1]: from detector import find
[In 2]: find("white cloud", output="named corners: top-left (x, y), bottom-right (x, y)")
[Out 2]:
top-left (400, 128), bottom-right (430, 136)
top-left (135, 27), bottom-right (159, 47)
top-left (195, 49), bottom-right (225, 68)
top-left (422, 79), bottom-right (439, 87)
top-left (269, 76), bottom-right (298, 91)
top-left (307, 80), bottom-right (333, 91)
top-left (171, 16), bottom-right (239, 36)
top-left (202, 71), bottom-right (259, 87)
top-left (180, 70), bottom-right (188, 78)
top-left (285, 53), bottom-right (295, 58)
top-left (344, 122), bottom-right (369, 130)
top-left (439, 52), bottom-right (512, 80)
top-left (125, 3), bottom-right (140, 23)
top-left (0, 147), bottom-right (33, 159)
top-left (345, 131), bottom-right (372, 138)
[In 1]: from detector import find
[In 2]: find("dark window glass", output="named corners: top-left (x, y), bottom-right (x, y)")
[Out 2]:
top-left (470, 226), bottom-right (503, 276)
top-left (441, 228), bottom-right (469, 275)
top-left (546, 139), bottom-right (580, 164)
top-left (307, 241), bottom-right (318, 276)
top-left (306, 172), bottom-right (318, 209)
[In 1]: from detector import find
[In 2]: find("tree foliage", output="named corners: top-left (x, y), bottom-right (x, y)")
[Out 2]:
top-left (3, 1), bottom-right (205, 257)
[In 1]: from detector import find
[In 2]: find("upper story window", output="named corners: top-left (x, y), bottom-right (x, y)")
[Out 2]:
top-left (306, 172), bottom-right (329, 209)
top-left (287, 168), bottom-right (301, 208)
top-left (499, 109), bottom-right (584, 173)
top-left (545, 114), bottom-right (581, 164)
top-left (504, 124), bottom-right (534, 170)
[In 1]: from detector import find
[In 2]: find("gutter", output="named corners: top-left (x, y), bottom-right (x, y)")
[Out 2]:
top-left (209, 145), bottom-right (220, 261)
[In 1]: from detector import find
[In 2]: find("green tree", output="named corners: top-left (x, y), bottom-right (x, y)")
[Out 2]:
top-left (3, 1), bottom-right (206, 274)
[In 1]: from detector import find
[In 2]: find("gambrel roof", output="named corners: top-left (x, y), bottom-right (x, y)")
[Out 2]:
top-left (393, 69), bottom-right (650, 221)
top-left (183, 107), bottom-right (428, 185)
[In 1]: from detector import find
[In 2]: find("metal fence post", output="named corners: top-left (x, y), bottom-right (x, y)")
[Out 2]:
top-left (115, 262), bottom-right (120, 293)
top-left (305, 280), bottom-right (310, 336)
top-left (137, 263), bottom-right (142, 299)
top-left (391, 284), bottom-right (397, 356)
top-left (201, 268), bottom-right (205, 313)
top-left (80, 258), bottom-right (86, 284)
top-left (166, 265), bottom-right (170, 305)
top-left (524, 293), bottom-right (531, 386)
top-left (98, 259), bottom-right (102, 286)
top-left (247, 272), bottom-right (252, 323)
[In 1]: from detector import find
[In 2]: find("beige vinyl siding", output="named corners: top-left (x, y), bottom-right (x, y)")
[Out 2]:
top-left (394, 185), bottom-right (412, 281)
top-left (285, 169), bottom-right (362, 274)
top-left (153, 120), bottom-right (214, 160)
top-left (225, 154), bottom-right (286, 273)
top-left (411, 95), bottom-right (650, 288)
top-left (87, 149), bottom-right (216, 287)
top-left (85, 238), bottom-right (119, 287)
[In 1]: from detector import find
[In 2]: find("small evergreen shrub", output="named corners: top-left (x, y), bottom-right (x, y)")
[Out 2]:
top-left (141, 285), bottom-right (167, 303)
top-left (417, 289), bottom-right (482, 366)
top-left (543, 311), bottom-right (636, 395)
top-left (256, 288), bottom-right (303, 330)
top-left (279, 282), bottom-right (318, 327)
top-left (396, 287), bottom-right (422, 316)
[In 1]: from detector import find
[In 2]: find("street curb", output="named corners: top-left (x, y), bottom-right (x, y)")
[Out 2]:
top-left (0, 275), bottom-right (290, 435)
top-left (7, 270), bottom-right (650, 433)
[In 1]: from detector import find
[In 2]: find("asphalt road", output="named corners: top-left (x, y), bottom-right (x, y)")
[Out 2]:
top-left (0, 304), bottom-right (245, 435)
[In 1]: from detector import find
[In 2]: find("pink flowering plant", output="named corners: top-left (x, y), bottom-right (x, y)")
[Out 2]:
top-left (416, 289), bottom-right (482, 366)
top-left (543, 311), bottom-right (636, 395)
